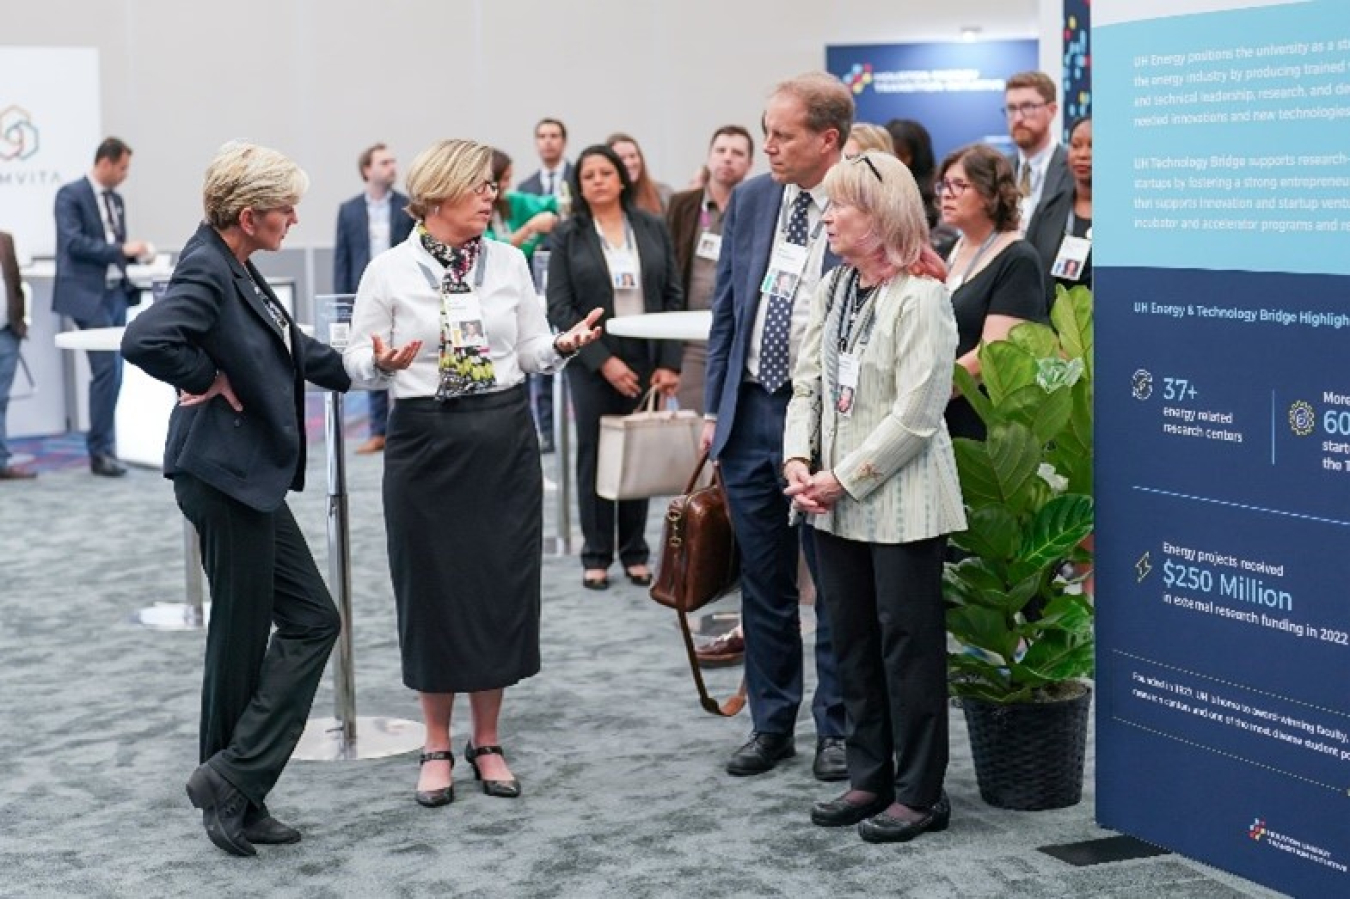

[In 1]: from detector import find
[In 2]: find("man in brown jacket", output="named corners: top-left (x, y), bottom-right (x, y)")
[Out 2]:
top-left (666, 125), bottom-right (754, 414)
top-left (0, 229), bottom-right (36, 479)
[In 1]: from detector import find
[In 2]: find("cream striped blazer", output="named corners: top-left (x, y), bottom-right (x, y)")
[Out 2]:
top-left (783, 268), bottom-right (967, 544)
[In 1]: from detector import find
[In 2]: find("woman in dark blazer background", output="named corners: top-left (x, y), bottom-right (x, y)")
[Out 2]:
top-left (547, 144), bottom-right (684, 590)
top-left (122, 141), bottom-right (416, 857)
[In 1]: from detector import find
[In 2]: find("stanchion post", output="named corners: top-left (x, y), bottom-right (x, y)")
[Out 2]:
top-left (325, 391), bottom-right (358, 742)
top-left (183, 522), bottom-right (205, 627)
top-left (551, 368), bottom-right (574, 555)
top-left (294, 295), bottom-right (423, 761)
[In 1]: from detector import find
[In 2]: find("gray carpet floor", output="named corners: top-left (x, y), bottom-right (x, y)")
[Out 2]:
top-left (0, 438), bottom-right (1285, 898)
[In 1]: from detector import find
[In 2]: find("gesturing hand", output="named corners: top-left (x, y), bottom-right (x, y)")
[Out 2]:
top-left (372, 334), bottom-right (422, 373)
top-left (555, 307), bottom-right (604, 355)
top-left (179, 371), bottom-right (243, 411)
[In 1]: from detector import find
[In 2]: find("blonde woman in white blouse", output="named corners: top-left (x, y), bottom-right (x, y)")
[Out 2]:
top-left (783, 151), bottom-right (965, 844)
top-left (344, 139), bottom-right (600, 810)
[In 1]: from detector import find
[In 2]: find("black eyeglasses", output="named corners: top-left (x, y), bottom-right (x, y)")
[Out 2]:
top-left (851, 153), bottom-right (883, 183)
top-left (1004, 101), bottom-right (1049, 119)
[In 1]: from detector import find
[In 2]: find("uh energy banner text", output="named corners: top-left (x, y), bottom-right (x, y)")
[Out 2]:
top-left (1095, 0), bottom-right (1350, 893)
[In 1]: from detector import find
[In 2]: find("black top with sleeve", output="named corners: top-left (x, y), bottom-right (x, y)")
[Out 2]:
top-left (946, 238), bottom-right (1048, 441)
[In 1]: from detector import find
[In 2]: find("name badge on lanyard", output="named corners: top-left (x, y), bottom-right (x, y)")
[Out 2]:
top-left (1052, 226), bottom-right (1092, 282)
top-left (835, 352), bottom-right (859, 418)
top-left (445, 290), bottom-right (490, 351)
top-left (609, 249), bottom-right (639, 291)
top-left (761, 242), bottom-right (809, 299)
top-left (695, 231), bottom-right (722, 262)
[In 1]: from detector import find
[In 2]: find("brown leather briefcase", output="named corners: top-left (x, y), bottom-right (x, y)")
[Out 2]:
top-left (651, 452), bottom-right (745, 716)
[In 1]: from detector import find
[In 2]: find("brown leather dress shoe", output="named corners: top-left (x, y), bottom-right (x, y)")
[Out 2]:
top-left (0, 466), bottom-right (37, 480)
top-left (355, 435), bottom-right (386, 454)
top-left (696, 628), bottom-right (744, 668)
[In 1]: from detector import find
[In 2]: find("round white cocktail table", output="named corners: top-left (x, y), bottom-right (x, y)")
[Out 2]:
top-left (604, 310), bottom-right (712, 341)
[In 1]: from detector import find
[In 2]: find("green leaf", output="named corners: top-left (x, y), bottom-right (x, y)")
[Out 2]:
top-left (1006, 320), bottom-right (1059, 359)
top-left (1009, 494), bottom-right (1095, 583)
top-left (952, 423), bottom-right (1042, 514)
top-left (1047, 377), bottom-right (1093, 494)
top-left (979, 340), bottom-right (1038, 406)
top-left (1018, 631), bottom-right (1095, 682)
top-left (1052, 286), bottom-right (1094, 381)
top-left (952, 363), bottom-right (993, 425)
top-left (998, 383), bottom-right (1073, 446)
top-left (946, 606), bottom-right (1018, 660)
top-left (954, 505), bottom-right (1020, 563)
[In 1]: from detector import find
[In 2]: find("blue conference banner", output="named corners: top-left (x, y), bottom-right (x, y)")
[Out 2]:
top-left (1096, 2), bottom-right (1350, 895)
top-left (825, 40), bottom-right (1037, 162)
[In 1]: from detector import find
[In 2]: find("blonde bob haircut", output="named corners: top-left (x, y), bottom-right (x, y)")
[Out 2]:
top-left (846, 123), bottom-right (895, 156)
top-left (822, 151), bottom-right (929, 270)
top-left (203, 141), bottom-right (309, 230)
top-left (405, 139), bottom-right (493, 220)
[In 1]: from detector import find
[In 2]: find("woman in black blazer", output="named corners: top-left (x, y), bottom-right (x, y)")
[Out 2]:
top-left (122, 142), bottom-right (416, 857)
top-left (547, 144), bottom-right (684, 590)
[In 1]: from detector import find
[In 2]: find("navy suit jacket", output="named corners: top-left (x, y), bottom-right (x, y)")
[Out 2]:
top-left (53, 177), bottom-right (133, 320)
top-left (704, 174), bottom-right (840, 459)
top-left (122, 222), bottom-right (351, 512)
top-left (333, 190), bottom-right (413, 294)
top-left (517, 161), bottom-right (573, 197)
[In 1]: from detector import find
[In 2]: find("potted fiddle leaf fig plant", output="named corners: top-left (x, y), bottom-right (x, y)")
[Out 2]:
top-left (944, 284), bottom-right (1095, 811)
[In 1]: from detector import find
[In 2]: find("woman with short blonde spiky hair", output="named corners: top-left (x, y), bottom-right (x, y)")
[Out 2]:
top-left (122, 140), bottom-right (420, 857)
top-left (343, 138), bottom-right (603, 810)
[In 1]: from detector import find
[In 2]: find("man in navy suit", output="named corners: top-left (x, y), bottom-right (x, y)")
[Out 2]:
top-left (53, 137), bottom-right (151, 477)
top-left (517, 118), bottom-right (573, 452)
top-left (334, 143), bottom-right (414, 453)
top-left (702, 72), bottom-right (852, 781)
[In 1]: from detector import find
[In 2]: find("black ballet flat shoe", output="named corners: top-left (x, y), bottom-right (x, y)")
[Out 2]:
top-left (582, 575), bottom-right (610, 591)
top-left (857, 790), bottom-right (951, 844)
top-left (624, 568), bottom-right (653, 587)
top-left (810, 791), bottom-right (893, 827)
top-left (415, 750), bottom-right (455, 808)
top-left (464, 741), bottom-right (522, 798)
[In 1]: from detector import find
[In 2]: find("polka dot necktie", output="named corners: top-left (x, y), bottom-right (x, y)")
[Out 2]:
top-left (759, 191), bottom-right (813, 392)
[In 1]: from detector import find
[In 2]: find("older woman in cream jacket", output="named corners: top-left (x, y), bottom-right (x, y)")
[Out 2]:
top-left (783, 151), bottom-right (965, 845)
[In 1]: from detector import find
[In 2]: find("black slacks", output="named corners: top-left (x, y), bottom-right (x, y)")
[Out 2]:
top-left (566, 365), bottom-right (650, 571)
top-left (812, 529), bottom-right (948, 807)
top-left (175, 473), bottom-right (341, 807)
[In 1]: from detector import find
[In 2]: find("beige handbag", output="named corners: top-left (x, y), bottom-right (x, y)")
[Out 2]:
top-left (595, 388), bottom-right (703, 500)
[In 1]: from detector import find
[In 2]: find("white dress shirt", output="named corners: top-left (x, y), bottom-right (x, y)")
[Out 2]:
top-left (1016, 142), bottom-right (1058, 231)
top-left (344, 231), bottom-right (569, 397)
top-left (745, 182), bottom-right (831, 383)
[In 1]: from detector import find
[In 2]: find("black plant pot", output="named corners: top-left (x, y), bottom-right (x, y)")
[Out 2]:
top-left (962, 685), bottom-right (1092, 811)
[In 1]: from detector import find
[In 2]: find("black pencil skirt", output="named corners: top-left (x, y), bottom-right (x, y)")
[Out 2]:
top-left (383, 385), bottom-right (542, 693)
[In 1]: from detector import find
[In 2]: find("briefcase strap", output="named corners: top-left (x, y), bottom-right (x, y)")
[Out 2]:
top-left (675, 595), bottom-right (747, 717)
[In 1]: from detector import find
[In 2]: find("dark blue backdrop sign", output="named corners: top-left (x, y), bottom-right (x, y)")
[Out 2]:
top-left (1096, 2), bottom-right (1350, 895)
top-left (825, 40), bottom-right (1038, 162)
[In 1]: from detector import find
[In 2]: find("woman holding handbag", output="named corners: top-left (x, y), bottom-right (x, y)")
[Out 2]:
top-left (547, 144), bottom-right (684, 591)
top-left (345, 138), bottom-right (602, 809)
top-left (783, 151), bottom-right (966, 844)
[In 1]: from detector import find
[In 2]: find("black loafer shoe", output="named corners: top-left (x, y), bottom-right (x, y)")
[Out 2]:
top-left (811, 791), bottom-right (893, 827)
top-left (185, 763), bottom-right (255, 857)
top-left (858, 790), bottom-right (951, 844)
top-left (243, 804), bottom-right (301, 845)
top-left (90, 453), bottom-right (128, 478)
top-left (726, 733), bottom-right (796, 776)
top-left (812, 736), bottom-right (849, 782)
